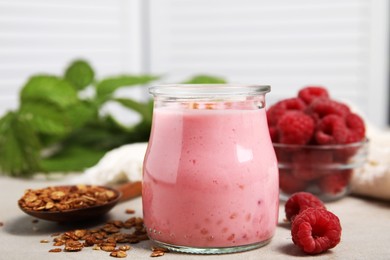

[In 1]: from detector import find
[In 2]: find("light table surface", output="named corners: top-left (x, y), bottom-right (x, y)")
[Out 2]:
top-left (0, 175), bottom-right (389, 260)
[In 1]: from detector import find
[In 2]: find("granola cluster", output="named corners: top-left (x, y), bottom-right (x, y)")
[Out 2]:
top-left (18, 185), bottom-right (118, 212)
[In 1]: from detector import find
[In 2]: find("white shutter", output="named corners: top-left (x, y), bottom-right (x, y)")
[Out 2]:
top-left (0, 0), bottom-right (144, 115)
top-left (1, 0), bottom-right (388, 127)
top-left (149, 0), bottom-right (389, 127)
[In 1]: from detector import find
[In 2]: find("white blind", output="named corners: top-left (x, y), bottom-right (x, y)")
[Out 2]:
top-left (149, 0), bottom-right (389, 127)
top-left (0, 0), bottom-right (388, 126)
top-left (0, 0), bottom-right (144, 115)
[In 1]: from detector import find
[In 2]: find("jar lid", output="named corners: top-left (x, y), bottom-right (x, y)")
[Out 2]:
top-left (149, 84), bottom-right (270, 98)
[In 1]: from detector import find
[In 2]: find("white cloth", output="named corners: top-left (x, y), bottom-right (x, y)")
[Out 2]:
top-left (71, 142), bottom-right (147, 185)
top-left (350, 125), bottom-right (390, 200)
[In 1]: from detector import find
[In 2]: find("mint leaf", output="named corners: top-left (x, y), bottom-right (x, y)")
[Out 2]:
top-left (41, 145), bottom-right (105, 172)
top-left (183, 75), bottom-right (227, 84)
top-left (19, 101), bottom-right (70, 136)
top-left (0, 112), bottom-right (41, 176)
top-left (126, 120), bottom-right (151, 143)
top-left (64, 60), bottom-right (95, 90)
top-left (114, 98), bottom-right (153, 123)
top-left (64, 100), bottom-right (99, 129)
top-left (21, 75), bottom-right (79, 108)
top-left (96, 75), bottom-right (159, 101)
top-left (62, 118), bottom-right (132, 150)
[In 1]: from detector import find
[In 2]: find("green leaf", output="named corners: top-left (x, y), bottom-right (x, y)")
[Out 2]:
top-left (21, 75), bottom-right (79, 108)
top-left (64, 60), bottom-right (95, 90)
top-left (126, 120), bottom-right (151, 143)
top-left (64, 100), bottom-right (99, 129)
top-left (62, 118), bottom-right (130, 150)
top-left (41, 145), bottom-right (106, 172)
top-left (0, 112), bottom-right (41, 176)
top-left (182, 75), bottom-right (227, 84)
top-left (19, 101), bottom-right (70, 136)
top-left (114, 98), bottom-right (153, 123)
top-left (96, 75), bottom-right (159, 101)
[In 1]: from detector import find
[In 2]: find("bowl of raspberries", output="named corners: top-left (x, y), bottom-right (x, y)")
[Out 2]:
top-left (267, 86), bottom-right (368, 201)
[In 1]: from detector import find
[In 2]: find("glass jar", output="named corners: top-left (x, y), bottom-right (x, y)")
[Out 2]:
top-left (142, 84), bottom-right (279, 254)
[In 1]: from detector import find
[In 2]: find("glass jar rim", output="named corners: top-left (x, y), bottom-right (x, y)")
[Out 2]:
top-left (149, 84), bottom-right (270, 98)
top-left (272, 138), bottom-right (369, 149)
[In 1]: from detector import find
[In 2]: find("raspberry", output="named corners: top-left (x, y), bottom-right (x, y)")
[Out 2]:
top-left (284, 192), bottom-right (325, 222)
top-left (315, 115), bottom-right (348, 144)
top-left (305, 98), bottom-right (350, 122)
top-left (291, 208), bottom-right (342, 254)
top-left (318, 170), bottom-right (352, 195)
top-left (334, 140), bottom-right (365, 164)
top-left (298, 86), bottom-right (329, 105)
top-left (292, 168), bottom-right (319, 182)
top-left (269, 126), bottom-right (279, 142)
top-left (315, 114), bottom-right (365, 145)
top-left (277, 111), bottom-right (315, 145)
top-left (267, 105), bottom-right (284, 127)
top-left (344, 113), bottom-right (365, 143)
top-left (291, 150), bottom-right (334, 181)
top-left (279, 170), bottom-right (308, 194)
top-left (267, 98), bottom-right (306, 126)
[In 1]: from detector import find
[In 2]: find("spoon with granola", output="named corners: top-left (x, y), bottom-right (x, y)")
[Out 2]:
top-left (18, 184), bottom-right (122, 222)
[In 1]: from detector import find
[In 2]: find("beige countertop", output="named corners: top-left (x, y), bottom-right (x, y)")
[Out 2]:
top-left (1, 175), bottom-right (389, 260)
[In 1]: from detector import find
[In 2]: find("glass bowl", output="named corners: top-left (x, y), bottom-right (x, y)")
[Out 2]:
top-left (274, 139), bottom-right (369, 202)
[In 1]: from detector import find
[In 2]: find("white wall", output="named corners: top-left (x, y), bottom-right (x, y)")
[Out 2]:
top-left (0, 0), bottom-right (145, 114)
top-left (0, 0), bottom-right (389, 127)
top-left (148, 0), bottom-right (389, 128)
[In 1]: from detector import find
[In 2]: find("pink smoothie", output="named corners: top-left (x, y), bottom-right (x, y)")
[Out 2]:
top-left (142, 107), bottom-right (279, 248)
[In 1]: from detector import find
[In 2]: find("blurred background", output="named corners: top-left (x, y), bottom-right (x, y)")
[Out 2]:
top-left (0, 0), bottom-right (389, 127)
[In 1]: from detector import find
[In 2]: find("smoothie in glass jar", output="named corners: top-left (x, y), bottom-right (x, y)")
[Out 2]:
top-left (142, 85), bottom-right (279, 254)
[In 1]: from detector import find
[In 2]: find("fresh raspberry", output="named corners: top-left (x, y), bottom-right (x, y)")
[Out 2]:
top-left (279, 170), bottom-right (308, 194)
top-left (291, 150), bottom-right (334, 181)
top-left (344, 113), bottom-right (365, 143)
top-left (291, 208), bottom-right (342, 254)
top-left (314, 115), bottom-right (348, 144)
top-left (315, 114), bottom-right (365, 145)
top-left (267, 98), bottom-right (306, 126)
top-left (273, 144), bottom-right (293, 163)
top-left (334, 139), bottom-right (366, 164)
top-left (318, 170), bottom-right (352, 195)
top-left (284, 192), bottom-right (325, 222)
top-left (277, 111), bottom-right (315, 145)
top-left (267, 105), bottom-right (284, 127)
top-left (269, 126), bottom-right (279, 142)
top-left (292, 168), bottom-right (319, 182)
top-left (305, 98), bottom-right (350, 122)
top-left (298, 86), bottom-right (329, 105)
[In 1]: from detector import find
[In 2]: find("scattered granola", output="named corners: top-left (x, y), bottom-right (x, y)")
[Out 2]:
top-left (118, 245), bottom-right (131, 251)
top-left (125, 209), bottom-right (135, 214)
top-left (18, 185), bottom-right (119, 212)
top-left (65, 240), bottom-right (83, 252)
top-left (40, 240), bottom-right (49, 243)
top-left (49, 248), bottom-right (62, 253)
top-left (101, 242), bottom-right (116, 252)
top-left (150, 246), bottom-right (168, 257)
top-left (44, 212), bottom-right (151, 258)
top-left (110, 250), bottom-right (127, 258)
